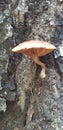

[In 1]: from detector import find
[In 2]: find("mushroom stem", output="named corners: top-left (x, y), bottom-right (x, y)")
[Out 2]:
top-left (32, 56), bottom-right (46, 78)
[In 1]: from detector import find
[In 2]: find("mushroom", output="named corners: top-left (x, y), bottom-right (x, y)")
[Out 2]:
top-left (12, 40), bottom-right (56, 78)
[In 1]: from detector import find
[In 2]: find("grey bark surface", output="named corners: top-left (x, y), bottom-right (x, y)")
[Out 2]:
top-left (0, 0), bottom-right (63, 130)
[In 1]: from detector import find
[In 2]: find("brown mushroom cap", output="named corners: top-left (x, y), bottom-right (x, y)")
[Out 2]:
top-left (12, 40), bottom-right (56, 57)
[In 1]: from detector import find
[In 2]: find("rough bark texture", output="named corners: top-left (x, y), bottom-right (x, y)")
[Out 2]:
top-left (0, 0), bottom-right (63, 130)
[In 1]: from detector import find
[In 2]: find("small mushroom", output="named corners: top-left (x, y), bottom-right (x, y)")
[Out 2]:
top-left (12, 40), bottom-right (56, 78)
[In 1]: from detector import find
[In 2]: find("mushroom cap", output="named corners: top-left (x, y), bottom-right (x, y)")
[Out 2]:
top-left (12, 40), bottom-right (56, 57)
